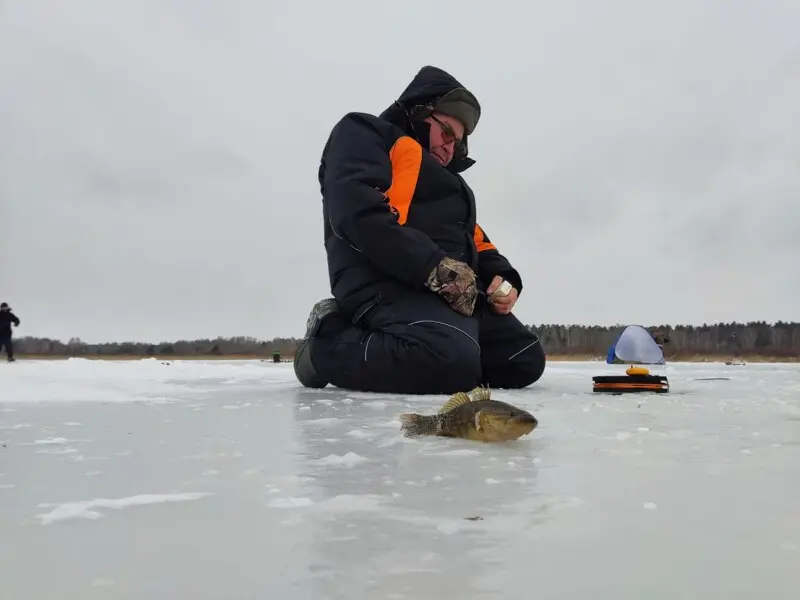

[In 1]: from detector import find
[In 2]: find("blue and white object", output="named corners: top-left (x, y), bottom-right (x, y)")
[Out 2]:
top-left (606, 324), bottom-right (666, 365)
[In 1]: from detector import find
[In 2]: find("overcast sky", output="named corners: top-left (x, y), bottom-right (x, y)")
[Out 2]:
top-left (1, 0), bottom-right (798, 343)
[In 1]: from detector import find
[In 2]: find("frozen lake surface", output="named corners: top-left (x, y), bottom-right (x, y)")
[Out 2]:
top-left (1, 358), bottom-right (799, 599)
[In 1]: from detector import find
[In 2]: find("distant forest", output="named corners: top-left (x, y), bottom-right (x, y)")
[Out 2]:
top-left (12, 321), bottom-right (800, 360)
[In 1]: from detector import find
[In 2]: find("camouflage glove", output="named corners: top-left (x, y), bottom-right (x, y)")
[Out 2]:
top-left (424, 256), bottom-right (478, 317)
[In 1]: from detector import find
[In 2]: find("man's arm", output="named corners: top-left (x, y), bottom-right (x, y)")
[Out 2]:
top-left (322, 113), bottom-right (446, 288)
top-left (10, 312), bottom-right (19, 327)
top-left (473, 223), bottom-right (523, 294)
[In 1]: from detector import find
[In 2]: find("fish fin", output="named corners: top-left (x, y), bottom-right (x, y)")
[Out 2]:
top-left (473, 409), bottom-right (484, 432)
top-left (470, 386), bottom-right (492, 402)
top-left (399, 413), bottom-right (433, 437)
top-left (439, 391), bottom-right (472, 414)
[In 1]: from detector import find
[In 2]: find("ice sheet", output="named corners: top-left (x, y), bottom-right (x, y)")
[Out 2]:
top-left (1, 359), bottom-right (799, 599)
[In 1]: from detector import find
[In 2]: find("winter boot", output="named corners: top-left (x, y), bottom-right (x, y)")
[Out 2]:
top-left (293, 298), bottom-right (340, 388)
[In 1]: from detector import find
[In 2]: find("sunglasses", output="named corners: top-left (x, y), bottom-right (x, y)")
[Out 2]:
top-left (429, 113), bottom-right (463, 145)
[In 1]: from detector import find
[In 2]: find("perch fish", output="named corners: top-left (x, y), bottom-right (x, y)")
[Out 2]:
top-left (399, 387), bottom-right (538, 443)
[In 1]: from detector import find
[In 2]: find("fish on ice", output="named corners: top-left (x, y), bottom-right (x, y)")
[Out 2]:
top-left (399, 387), bottom-right (538, 443)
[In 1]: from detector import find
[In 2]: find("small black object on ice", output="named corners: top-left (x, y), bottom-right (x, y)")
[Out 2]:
top-left (593, 366), bottom-right (669, 394)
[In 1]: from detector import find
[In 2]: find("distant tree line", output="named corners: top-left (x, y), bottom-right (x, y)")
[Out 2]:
top-left (11, 321), bottom-right (799, 360)
top-left (535, 321), bottom-right (799, 359)
top-left (13, 336), bottom-right (299, 358)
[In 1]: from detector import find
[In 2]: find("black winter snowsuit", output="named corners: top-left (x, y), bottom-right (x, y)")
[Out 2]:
top-left (310, 66), bottom-right (545, 394)
top-left (0, 309), bottom-right (20, 361)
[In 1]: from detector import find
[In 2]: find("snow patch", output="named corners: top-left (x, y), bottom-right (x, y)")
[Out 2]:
top-left (345, 429), bottom-right (373, 439)
top-left (267, 497), bottom-right (314, 508)
top-left (36, 492), bottom-right (213, 525)
top-left (313, 452), bottom-right (369, 468)
top-left (36, 447), bottom-right (78, 455)
top-left (33, 437), bottom-right (70, 445)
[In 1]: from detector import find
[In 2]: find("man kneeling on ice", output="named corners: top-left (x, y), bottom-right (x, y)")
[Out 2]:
top-left (294, 65), bottom-right (546, 394)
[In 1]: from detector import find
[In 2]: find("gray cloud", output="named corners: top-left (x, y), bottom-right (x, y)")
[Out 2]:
top-left (1, 0), bottom-right (798, 342)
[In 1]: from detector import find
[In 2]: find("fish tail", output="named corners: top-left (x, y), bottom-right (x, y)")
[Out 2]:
top-left (399, 413), bottom-right (438, 437)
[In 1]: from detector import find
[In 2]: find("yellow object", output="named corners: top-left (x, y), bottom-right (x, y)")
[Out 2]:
top-left (626, 366), bottom-right (650, 376)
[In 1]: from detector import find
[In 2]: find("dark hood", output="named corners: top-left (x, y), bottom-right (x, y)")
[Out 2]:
top-left (394, 66), bottom-right (480, 113)
top-left (379, 66), bottom-right (480, 174)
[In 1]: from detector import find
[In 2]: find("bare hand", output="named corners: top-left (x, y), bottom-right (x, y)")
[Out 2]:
top-left (487, 275), bottom-right (518, 315)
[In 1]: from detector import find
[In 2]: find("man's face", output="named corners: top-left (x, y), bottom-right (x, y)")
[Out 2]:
top-left (424, 112), bottom-right (465, 167)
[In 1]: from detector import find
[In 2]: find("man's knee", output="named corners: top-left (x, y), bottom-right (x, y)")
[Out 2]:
top-left (480, 317), bottom-right (547, 389)
top-left (375, 292), bottom-right (483, 393)
top-left (428, 336), bottom-right (482, 392)
top-left (399, 320), bottom-right (482, 393)
top-left (508, 339), bottom-right (546, 388)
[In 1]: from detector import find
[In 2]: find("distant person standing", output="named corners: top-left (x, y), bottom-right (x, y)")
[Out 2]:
top-left (0, 302), bottom-right (21, 362)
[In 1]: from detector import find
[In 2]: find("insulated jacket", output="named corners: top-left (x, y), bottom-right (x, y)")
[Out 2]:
top-left (0, 310), bottom-right (20, 338)
top-left (318, 65), bottom-right (523, 321)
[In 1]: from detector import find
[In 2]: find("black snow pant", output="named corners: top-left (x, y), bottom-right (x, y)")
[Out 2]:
top-left (0, 335), bottom-right (13, 361)
top-left (309, 290), bottom-right (545, 394)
